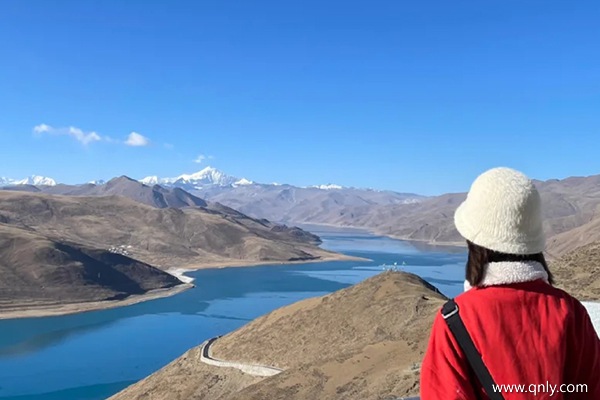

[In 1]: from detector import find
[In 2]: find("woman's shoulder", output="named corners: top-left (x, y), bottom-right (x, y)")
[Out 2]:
top-left (454, 280), bottom-right (589, 315)
top-left (535, 283), bottom-right (593, 313)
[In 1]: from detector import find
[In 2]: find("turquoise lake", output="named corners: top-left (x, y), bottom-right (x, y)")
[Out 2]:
top-left (0, 230), bottom-right (466, 400)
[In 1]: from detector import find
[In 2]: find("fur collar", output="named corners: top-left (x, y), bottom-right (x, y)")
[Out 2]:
top-left (463, 261), bottom-right (549, 292)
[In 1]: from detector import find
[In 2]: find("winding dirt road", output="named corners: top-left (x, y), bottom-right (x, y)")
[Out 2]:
top-left (199, 336), bottom-right (284, 377)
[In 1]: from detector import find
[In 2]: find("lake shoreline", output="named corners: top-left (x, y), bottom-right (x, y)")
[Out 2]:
top-left (176, 252), bottom-right (368, 270)
top-left (0, 283), bottom-right (195, 320)
top-left (294, 221), bottom-right (467, 248)
top-left (0, 253), bottom-right (367, 320)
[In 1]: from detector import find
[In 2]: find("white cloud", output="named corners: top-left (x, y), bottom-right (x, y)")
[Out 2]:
top-left (68, 127), bottom-right (102, 145)
top-left (33, 124), bottom-right (102, 145)
top-left (33, 123), bottom-right (51, 133)
top-left (34, 124), bottom-right (153, 148)
top-left (125, 132), bottom-right (150, 147)
top-left (164, 143), bottom-right (174, 150)
top-left (193, 154), bottom-right (214, 164)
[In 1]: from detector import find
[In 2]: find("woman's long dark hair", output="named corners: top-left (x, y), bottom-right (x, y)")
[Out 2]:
top-left (466, 240), bottom-right (554, 287)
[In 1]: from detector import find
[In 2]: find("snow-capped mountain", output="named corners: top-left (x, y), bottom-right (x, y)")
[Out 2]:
top-left (0, 175), bottom-right (57, 186)
top-left (139, 176), bottom-right (161, 185)
top-left (171, 167), bottom-right (238, 186)
top-left (233, 178), bottom-right (254, 186)
top-left (139, 167), bottom-right (347, 191)
top-left (310, 184), bottom-right (344, 190)
top-left (15, 175), bottom-right (57, 186)
top-left (141, 167), bottom-right (244, 188)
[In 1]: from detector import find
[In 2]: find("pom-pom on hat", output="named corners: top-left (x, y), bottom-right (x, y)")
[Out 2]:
top-left (454, 167), bottom-right (545, 255)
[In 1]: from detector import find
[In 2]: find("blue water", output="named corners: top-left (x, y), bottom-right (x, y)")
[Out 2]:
top-left (0, 231), bottom-right (466, 400)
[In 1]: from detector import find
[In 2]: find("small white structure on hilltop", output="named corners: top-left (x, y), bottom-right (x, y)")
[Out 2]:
top-left (380, 261), bottom-right (406, 272)
top-left (108, 245), bottom-right (131, 256)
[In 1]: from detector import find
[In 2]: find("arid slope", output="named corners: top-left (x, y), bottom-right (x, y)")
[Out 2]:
top-left (111, 271), bottom-right (447, 400)
top-left (192, 174), bottom-right (600, 256)
top-left (0, 191), bottom-right (337, 269)
top-left (0, 224), bottom-right (182, 310)
top-left (111, 239), bottom-right (600, 400)
top-left (552, 241), bottom-right (600, 301)
top-left (0, 190), bottom-right (343, 312)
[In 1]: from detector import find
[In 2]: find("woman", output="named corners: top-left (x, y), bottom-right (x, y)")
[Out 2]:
top-left (420, 167), bottom-right (600, 399)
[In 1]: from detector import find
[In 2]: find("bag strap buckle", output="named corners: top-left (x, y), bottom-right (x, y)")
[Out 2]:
top-left (442, 301), bottom-right (459, 319)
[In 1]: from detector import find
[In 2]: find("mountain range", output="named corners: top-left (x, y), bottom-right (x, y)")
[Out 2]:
top-left (140, 167), bottom-right (252, 188)
top-left (2, 167), bottom-right (424, 223)
top-left (0, 167), bottom-right (414, 194)
top-left (0, 190), bottom-right (330, 268)
top-left (4, 167), bottom-right (600, 257)
top-left (0, 175), bottom-right (346, 314)
top-left (158, 168), bottom-right (600, 257)
top-left (0, 175), bottom-right (57, 186)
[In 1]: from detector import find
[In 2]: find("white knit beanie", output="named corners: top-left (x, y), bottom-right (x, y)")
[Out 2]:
top-left (454, 167), bottom-right (545, 255)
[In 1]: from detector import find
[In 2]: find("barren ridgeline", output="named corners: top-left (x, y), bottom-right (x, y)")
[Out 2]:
top-left (110, 271), bottom-right (447, 400)
top-left (7, 170), bottom-right (600, 258)
top-left (0, 188), bottom-right (354, 318)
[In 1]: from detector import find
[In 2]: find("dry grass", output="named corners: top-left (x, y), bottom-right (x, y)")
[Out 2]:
top-left (112, 272), bottom-right (446, 400)
top-left (551, 241), bottom-right (600, 301)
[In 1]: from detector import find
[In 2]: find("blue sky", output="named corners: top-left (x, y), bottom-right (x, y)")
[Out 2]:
top-left (0, 1), bottom-right (598, 195)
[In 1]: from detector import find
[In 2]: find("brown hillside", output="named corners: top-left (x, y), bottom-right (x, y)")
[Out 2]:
top-left (110, 271), bottom-right (446, 400)
top-left (0, 190), bottom-right (345, 313)
top-left (41, 176), bottom-right (209, 208)
top-left (213, 271), bottom-right (445, 368)
top-left (551, 241), bottom-right (600, 301)
top-left (354, 175), bottom-right (600, 254)
top-left (546, 216), bottom-right (600, 259)
top-left (192, 174), bottom-right (600, 256)
top-left (0, 224), bottom-right (181, 310)
top-left (0, 191), bottom-right (337, 269)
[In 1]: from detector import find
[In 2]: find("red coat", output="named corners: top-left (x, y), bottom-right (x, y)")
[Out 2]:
top-left (420, 279), bottom-right (600, 399)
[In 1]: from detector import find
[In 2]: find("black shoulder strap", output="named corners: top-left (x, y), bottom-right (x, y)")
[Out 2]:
top-left (442, 299), bottom-right (505, 400)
